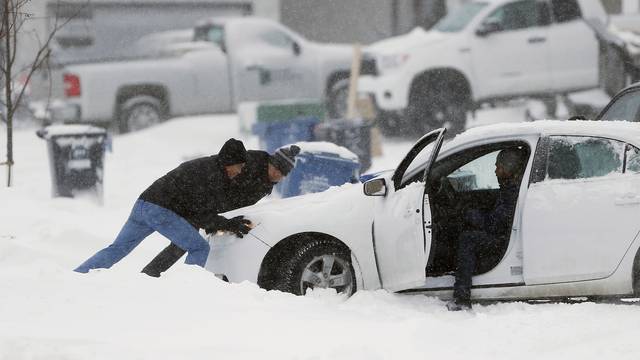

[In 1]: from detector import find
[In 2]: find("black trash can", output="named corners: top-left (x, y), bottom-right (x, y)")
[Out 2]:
top-left (314, 118), bottom-right (372, 172)
top-left (36, 124), bottom-right (108, 200)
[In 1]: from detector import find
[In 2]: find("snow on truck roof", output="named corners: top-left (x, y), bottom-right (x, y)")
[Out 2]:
top-left (447, 120), bottom-right (640, 149)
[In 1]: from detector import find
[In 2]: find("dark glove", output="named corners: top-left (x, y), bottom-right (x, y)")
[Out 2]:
top-left (205, 215), bottom-right (251, 238)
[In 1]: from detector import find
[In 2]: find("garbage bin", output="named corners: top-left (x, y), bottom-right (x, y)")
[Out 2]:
top-left (276, 142), bottom-right (360, 198)
top-left (252, 117), bottom-right (320, 153)
top-left (36, 124), bottom-right (108, 200)
top-left (314, 118), bottom-right (372, 172)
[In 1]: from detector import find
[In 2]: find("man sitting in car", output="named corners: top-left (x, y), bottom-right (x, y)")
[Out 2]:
top-left (448, 147), bottom-right (528, 311)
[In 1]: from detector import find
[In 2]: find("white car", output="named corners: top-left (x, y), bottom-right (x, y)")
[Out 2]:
top-left (205, 121), bottom-right (640, 301)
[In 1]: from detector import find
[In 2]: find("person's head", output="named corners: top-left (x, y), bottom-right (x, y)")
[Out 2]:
top-left (268, 145), bottom-right (301, 183)
top-left (219, 138), bottom-right (247, 179)
top-left (495, 147), bottom-right (527, 185)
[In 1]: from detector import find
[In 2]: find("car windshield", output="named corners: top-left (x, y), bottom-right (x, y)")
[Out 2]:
top-left (433, 2), bottom-right (488, 32)
top-left (599, 89), bottom-right (640, 122)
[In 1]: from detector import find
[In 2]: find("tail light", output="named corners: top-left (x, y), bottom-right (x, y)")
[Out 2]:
top-left (64, 73), bottom-right (81, 97)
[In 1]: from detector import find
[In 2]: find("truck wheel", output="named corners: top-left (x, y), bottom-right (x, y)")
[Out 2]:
top-left (118, 95), bottom-right (163, 133)
top-left (327, 78), bottom-right (350, 119)
top-left (272, 238), bottom-right (355, 296)
top-left (407, 85), bottom-right (467, 137)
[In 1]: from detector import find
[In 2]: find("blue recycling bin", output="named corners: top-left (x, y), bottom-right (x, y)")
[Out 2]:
top-left (276, 145), bottom-right (361, 198)
top-left (252, 117), bottom-right (320, 154)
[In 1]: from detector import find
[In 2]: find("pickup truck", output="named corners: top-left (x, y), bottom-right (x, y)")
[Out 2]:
top-left (61, 17), bottom-right (354, 132)
top-left (358, 0), bottom-right (608, 135)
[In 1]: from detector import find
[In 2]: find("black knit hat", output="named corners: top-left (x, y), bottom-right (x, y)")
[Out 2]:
top-left (219, 138), bottom-right (247, 166)
top-left (270, 145), bottom-right (301, 176)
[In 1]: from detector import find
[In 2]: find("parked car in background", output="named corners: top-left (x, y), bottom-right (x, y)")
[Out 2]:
top-left (205, 121), bottom-right (640, 302)
top-left (597, 81), bottom-right (640, 122)
top-left (60, 17), bottom-right (354, 133)
top-left (359, 0), bottom-right (607, 135)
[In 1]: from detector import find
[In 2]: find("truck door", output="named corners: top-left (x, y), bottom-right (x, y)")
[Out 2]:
top-left (470, 0), bottom-right (551, 98)
top-left (372, 128), bottom-right (446, 292)
top-left (227, 21), bottom-right (316, 105)
top-left (547, 0), bottom-right (599, 90)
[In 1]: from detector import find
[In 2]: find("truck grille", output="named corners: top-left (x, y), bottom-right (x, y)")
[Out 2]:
top-left (360, 54), bottom-right (378, 76)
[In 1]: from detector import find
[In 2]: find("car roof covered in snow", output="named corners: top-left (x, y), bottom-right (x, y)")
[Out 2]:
top-left (445, 120), bottom-right (640, 150)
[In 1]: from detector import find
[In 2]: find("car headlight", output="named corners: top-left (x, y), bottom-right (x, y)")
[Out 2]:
top-left (379, 53), bottom-right (410, 70)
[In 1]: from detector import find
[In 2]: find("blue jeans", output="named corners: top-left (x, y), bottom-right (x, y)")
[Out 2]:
top-left (74, 199), bottom-right (210, 273)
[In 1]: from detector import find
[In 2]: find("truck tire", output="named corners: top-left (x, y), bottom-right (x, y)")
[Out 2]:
top-left (407, 85), bottom-right (467, 137)
top-left (118, 95), bottom-right (163, 133)
top-left (327, 78), bottom-right (350, 119)
top-left (271, 238), bottom-right (356, 296)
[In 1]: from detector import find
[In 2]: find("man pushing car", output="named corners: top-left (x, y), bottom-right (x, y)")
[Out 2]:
top-left (74, 138), bottom-right (300, 274)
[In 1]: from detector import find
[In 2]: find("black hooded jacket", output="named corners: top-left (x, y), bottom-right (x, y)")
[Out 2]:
top-left (140, 150), bottom-right (275, 277)
top-left (139, 150), bottom-right (273, 229)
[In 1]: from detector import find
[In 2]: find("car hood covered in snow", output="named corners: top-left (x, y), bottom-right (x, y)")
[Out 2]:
top-left (221, 183), bottom-right (375, 248)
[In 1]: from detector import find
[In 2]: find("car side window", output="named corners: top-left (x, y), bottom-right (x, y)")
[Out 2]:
top-left (484, 0), bottom-right (545, 31)
top-left (625, 144), bottom-right (640, 174)
top-left (545, 136), bottom-right (624, 180)
top-left (550, 0), bottom-right (581, 23)
top-left (599, 90), bottom-right (640, 122)
top-left (448, 150), bottom-right (501, 191)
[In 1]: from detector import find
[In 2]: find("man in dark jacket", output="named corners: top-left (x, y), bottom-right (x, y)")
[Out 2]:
top-left (74, 138), bottom-right (255, 273)
top-left (140, 144), bottom-right (301, 277)
top-left (447, 147), bottom-right (528, 311)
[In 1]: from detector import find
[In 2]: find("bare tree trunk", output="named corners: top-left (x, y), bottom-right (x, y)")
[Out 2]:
top-left (3, 0), bottom-right (13, 187)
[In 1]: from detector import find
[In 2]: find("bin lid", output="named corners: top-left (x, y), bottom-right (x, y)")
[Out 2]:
top-left (37, 124), bottom-right (107, 139)
top-left (294, 141), bottom-right (359, 162)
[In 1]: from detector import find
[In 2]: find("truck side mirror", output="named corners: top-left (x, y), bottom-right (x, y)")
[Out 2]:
top-left (292, 41), bottom-right (301, 56)
top-left (363, 178), bottom-right (387, 197)
top-left (476, 20), bottom-right (502, 37)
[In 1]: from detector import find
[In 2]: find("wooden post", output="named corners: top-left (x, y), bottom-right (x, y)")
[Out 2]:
top-left (346, 44), bottom-right (362, 120)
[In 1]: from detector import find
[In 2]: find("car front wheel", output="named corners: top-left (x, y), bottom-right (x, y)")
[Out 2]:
top-left (273, 238), bottom-right (356, 296)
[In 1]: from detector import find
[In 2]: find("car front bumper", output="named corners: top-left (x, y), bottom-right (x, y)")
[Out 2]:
top-left (203, 232), bottom-right (271, 284)
top-left (358, 73), bottom-right (410, 112)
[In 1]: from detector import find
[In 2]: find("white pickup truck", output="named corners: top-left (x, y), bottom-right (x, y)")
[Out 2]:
top-left (61, 17), bottom-right (354, 132)
top-left (358, 0), bottom-right (608, 135)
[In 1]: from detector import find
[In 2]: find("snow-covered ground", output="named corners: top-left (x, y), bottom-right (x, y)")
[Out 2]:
top-left (2, 109), bottom-right (640, 359)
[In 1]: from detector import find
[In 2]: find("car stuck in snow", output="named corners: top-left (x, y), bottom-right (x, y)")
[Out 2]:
top-left (205, 120), bottom-right (640, 302)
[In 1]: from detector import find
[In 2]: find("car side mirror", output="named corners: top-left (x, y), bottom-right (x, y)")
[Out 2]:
top-left (292, 41), bottom-right (301, 56)
top-left (363, 178), bottom-right (387, 197)
top-left (476, 20), bottom-right (502, 37)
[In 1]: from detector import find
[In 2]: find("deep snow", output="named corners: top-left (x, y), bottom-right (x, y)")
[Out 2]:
top-left (2, 109), bottom-right (640, 359)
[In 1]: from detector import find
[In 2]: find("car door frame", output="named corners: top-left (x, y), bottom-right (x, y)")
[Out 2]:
top-left (371, 128), bottom-right (446, 292)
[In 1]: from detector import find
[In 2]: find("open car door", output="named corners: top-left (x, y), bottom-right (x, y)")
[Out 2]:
top-left (371, 128), bottom-right (446, 291)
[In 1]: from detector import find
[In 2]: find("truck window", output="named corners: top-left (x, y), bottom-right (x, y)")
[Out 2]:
top-left (550, 0), bottom-right (581, 23)
top-left (483, 0), bottom-right (547, 31)
top-left (260, 30), bottom-right (294, 49)
top-left (434, 2), bottom-right (488, 33)
top-left (194, 24), bottom-right (225, 49)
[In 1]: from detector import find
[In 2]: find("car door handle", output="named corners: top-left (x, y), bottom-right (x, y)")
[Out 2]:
top-left (527, 37), bottom-right (546, 44)
top-left (615, 194), bottom-right (640, 205)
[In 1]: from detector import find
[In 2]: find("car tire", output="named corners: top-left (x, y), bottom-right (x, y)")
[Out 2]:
top-left (118, 95), bottom-right (163, 133)
top-left (272, 238), bottom-right (356, 296)
top-left (406, 85), bottom-right (467, 137)
top-left (327, 78), bottom-right (350, 119)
